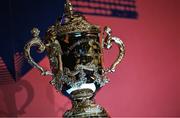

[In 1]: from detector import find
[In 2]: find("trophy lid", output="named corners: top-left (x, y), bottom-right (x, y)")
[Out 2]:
top-left (57, 0), bottom-right (100, 35)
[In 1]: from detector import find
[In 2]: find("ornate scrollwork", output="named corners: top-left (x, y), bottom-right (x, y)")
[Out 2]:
top-left (24, 28), bottom-right (53, 76)
top-left (57, 0), bottom-right (100, 35)
top-left (102, 26), bottom-right (125, 73)
top-left (24, 0), bottom-right (125, 117)
top-left (57, 16), bottom-right (100, 34)
top-left (58, 63), bottom-right (109, 89)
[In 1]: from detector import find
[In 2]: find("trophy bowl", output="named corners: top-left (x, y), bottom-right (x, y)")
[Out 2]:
top-left (24, 0), bottom-right (125, 117)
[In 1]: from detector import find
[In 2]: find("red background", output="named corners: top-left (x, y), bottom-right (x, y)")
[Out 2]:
top-left (0, 0), bottom-right (180, 117)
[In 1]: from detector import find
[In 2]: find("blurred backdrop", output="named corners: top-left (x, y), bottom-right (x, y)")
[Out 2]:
top-left (0, 0), bottom-right (180, 117)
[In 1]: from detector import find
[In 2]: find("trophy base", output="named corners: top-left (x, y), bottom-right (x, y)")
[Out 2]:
top-left (63, 89), bottom-right (109, 118)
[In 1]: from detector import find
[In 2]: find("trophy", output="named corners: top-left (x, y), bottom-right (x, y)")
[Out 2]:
top-left (24, 0), bottom-right (125, 117)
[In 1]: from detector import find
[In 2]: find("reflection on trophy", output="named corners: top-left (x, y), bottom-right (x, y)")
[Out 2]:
top-left (24, 0), bottom-right (125, 117)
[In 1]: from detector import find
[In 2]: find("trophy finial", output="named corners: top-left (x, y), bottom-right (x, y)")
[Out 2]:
top-left (64, 0), bottom-right (74, 18)
top-left (57, 0), bottom-right (100, 34)
top-left (31, 28), bottom-right (40, 37)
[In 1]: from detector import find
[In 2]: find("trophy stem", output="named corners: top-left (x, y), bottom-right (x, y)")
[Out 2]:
top-left (63, 89), bottom-right (109, 118)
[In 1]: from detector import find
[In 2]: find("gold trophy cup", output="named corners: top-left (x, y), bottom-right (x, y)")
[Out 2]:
top-left (24, 0), bottom-right (125, 117)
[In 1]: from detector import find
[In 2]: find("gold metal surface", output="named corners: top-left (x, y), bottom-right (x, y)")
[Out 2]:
top-left (57, 0), bottom-right (100, 34)
top-left (24, 0), bottom-right (125, 117)
top-left (102, 26), bottom-right (125, 73)
top-left (24, 28), bottom-right (53, 76)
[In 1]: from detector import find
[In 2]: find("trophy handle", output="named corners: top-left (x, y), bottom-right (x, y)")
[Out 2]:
top-left (102, 26), bottom-right (125, 74)
top-left (24, 28), bottom-right (53, 76)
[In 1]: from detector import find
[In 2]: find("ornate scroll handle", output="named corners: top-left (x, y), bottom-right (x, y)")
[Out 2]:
top-left (24, 28), bottom-right (53, 76)
top-left (102, 26), bottom-right (125, 74)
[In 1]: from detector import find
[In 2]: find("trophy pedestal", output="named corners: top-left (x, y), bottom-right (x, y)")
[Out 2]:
top-left (63, 89), bottom-right (109, 118)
